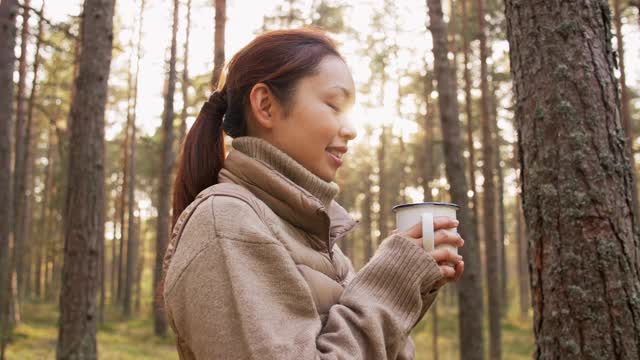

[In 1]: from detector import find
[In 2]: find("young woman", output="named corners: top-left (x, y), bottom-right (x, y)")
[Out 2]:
top-left (162, 28), bottom-right (465, 359)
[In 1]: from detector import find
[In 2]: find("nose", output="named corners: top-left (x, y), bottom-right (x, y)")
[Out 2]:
top-left (339, 118), bottom-right (357, 141)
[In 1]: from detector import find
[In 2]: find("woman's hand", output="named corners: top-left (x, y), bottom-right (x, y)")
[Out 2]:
top-left (393, 216), bottom-right (465, 290)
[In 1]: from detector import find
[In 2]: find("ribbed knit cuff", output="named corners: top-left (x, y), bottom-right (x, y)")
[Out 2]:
top-left (232, 136), bottom-right (339, 208)
top-left (340, 234), bottom-right (443, 334)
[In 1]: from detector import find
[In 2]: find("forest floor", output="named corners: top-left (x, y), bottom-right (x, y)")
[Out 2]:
top-left (5, 297), bottom-right (534, 359)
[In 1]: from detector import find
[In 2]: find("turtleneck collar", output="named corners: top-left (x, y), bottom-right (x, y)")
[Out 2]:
top-left (230, 136), bottom-right (339, 208)
top-left (217, 136), bottom-right (357, 253)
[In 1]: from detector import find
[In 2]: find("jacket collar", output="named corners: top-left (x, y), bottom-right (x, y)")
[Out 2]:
top-left (217, 136), bottom-right (358, 252)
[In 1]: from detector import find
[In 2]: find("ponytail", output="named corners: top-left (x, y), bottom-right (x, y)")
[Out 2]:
top-left (171, 89), bottom-right (228, 229)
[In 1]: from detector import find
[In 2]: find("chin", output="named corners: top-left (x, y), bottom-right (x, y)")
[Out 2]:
top-left (316, 169), bottom-right (335, 182)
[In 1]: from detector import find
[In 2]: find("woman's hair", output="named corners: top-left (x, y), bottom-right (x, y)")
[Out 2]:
top-left (171, 27), bottom-right (344, 228)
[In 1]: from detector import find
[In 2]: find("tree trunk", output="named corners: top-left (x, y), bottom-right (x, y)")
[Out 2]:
top-left (36, 125), bottom-right (53, 300)
top-left (210, 0), bottom-right (226, 92)
top-left (179, 0), bottom-right (191, 147)
top-left (154, 0), bottom-right (179, 336)
top-left (117, 68), bottom-right (131, 306)
top-left (123, 0), bottom-right (145, 317)
top-left (476, 0), bottom-right (501, 357)
top-left (0, 0), bottom-right (19, 356)
top-left (13, 0), bottom-right (30, 299)
top-left (461, 0), bottom-right (478, 234)
top-left (134, 217), bottom-right (144, 313)
top-left (426, 1), bottom-right (485, 359)
top-left (110, 189), bottom-right (118, 304)
top-left (56, 0), bottom-right (114, 358)
top-left (491, 76), bottom-right (507, 317)
top-left (25, 0), bottom-right (45, 301)
top-left (613, 0), bottom-right (640, 226)
top-left (513, 144), bottom-right (529, 319)
top-left (505, 1), bottom-right (640, 358)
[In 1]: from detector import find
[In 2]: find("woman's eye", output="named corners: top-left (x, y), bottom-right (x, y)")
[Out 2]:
top-left (327, 103), bottom-right (339, 112)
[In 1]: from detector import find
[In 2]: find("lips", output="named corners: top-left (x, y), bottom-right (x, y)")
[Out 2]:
top-left (325, 146), bottom-right (347, 159)
top-left (325, 145), bottom-right (347, 168)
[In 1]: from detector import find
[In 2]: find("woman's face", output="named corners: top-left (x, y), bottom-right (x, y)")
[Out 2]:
top-left (248, 56), bottom-right (357, 182)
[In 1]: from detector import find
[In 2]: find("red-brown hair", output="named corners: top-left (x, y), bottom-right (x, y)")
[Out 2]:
top-left (171, 27), bottom-right (344, 228)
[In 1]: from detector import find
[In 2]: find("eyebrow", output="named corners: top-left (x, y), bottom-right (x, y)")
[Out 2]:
top-left (330, 85), bottom-right (355, 103)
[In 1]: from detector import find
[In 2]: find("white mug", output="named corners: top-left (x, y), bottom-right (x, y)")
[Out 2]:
top-left (392, 202), bottom-right (459, 264)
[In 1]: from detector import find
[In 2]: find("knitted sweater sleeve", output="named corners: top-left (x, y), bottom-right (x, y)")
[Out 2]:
top-left (163, 196), bottom-right (444, 360)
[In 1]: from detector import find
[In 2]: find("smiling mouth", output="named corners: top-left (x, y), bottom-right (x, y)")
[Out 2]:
top-left (325, 148), bottom-right (344, 160)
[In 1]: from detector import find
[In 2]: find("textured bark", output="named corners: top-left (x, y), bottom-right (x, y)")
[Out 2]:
top-left (210, 0), bottom-right (225, 92)
top-left (461, 0), bottom-right (478, 233)
top-left (117, 63), bottom-right (131, 304)
top-left (153, 0), bottom-right (179, 336)
top-left (134, 220), bottom-right (144, 313)
top-left (13, 0), bottom-right (30, 298)
top-left (25, 0), bottom-right (45, 300)
top-left (110, 184), bottom-right (118, 304)
top-left (505, 1), bottom-right (640, 359)
top-left (513, 144), bottom-right (530, 319)
top-left (0, 0), bottom-right (19, 357)
top-left (613, 0), bottom-right (640, 226)
top-left (477, 0), bottom-right (501, 357)
top-left (123, 0), bottom-right (144, 317)
top-left (492, 78), bottom-right (507, 317)
top-left (56, 0), bottom-right (114, 358)
top-left (36, 125), bottom-right (53, 300)
top-left (426, 1), bottom-right (485, 359)
top-left (179, 0), bottom-right (191, 147)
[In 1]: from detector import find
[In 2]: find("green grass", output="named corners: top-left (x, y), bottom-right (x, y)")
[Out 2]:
top-left (6, 298), bottom-right (534, 359)
top-left (5, 301), bottom-right (177, 360)
top-left (412, 297), bottom-right (535, 359)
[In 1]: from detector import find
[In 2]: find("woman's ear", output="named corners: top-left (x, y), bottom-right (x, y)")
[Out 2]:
top-left (249, 83), bottom-right (276, 129)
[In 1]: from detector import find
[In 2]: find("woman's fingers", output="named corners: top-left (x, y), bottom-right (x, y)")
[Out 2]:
top-left (433, 216), bottom-right (458, 231)
top-left (453, 261), bottom-right (464, 281)
top-left (430, 248), bottom-right (463, 264)
top-left (434, 229), bottom-right (464, 248)
top-left (401, 222), bottom-right (422, 238)
top-left (439, 264), bottom-right (456, 278)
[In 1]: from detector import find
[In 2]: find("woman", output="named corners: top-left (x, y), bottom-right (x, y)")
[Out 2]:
top-left (162, 28), bottom-right (465, 359)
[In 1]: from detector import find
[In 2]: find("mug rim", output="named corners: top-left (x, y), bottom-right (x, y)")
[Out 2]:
top-left (392, 202), bottom-right (460, 211)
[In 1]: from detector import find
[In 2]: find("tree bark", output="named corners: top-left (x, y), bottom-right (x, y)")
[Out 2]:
top-left (179, 0), bottom-right (191, 147)
top-left (24, 0), bottom-right (45, 301)
top-left (491, 76), bottom-right (507, 317)
top-left (513, 144), bottom-right (530, 319)
top-left (505, 1), bottom-right (640, 358)
top-left (426, 1), bottom-right (485, 359)
top-left (154, 0), bottom-right (179, 336)
top-left (461, 0), bottom-right (479, 234)
top-left (477, 0), bottom-right (501, 357)
top-left (56, 0), bottom-right (114, 358)
top-left (36, 125), bottom-right (53, 300)
top-left (613, 0), bottom-right (640, 227)
top-left (13, 0), bottom-right (30, 299)
top-left (0, 0), bottom-right (19, 357)
top-left (123, 0), bottom-right (145, 317)
top-left (210, 0), bottom-right (225, 92)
